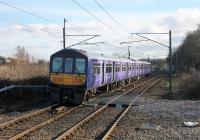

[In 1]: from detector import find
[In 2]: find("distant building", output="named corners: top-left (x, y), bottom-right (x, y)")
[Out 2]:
top-left (0, 56), bottom-right (6, 65)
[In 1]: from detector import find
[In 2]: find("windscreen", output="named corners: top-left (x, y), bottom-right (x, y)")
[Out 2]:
top-left (75, 58), bottom-right (86, 74)
top-left (65, 58), bottom-right (73, 73)
top-left (52, 57), bottom-right (62, 72)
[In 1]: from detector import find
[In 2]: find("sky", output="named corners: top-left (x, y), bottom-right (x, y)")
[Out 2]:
top-left (0, 0), bottom-right (200, 60)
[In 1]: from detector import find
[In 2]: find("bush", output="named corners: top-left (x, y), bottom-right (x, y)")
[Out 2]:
top-left (175, 70), bottom-right (200, 100)
top-left (0, 63), bottom-right (48, 81)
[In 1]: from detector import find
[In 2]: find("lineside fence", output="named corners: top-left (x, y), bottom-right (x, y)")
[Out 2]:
top-left (0, 84), bottom-right (49, 99)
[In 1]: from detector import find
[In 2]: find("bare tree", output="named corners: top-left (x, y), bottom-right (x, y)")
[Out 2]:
top-left (172, 25), bottom-right (200, 72)
top-left (14, 46), bottom-right (29, 64)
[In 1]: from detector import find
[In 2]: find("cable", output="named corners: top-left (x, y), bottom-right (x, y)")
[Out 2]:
top-left (71, 0), bottom-right (125, 38)
top-left (94, 0), bottom-right (130, 34)
top-left (0, 0), bottom-right (62, 26)
top-left (0, 18), bottom-right (62, 38)
top-left (0, 0), bottom-right (99, 39)
top-left (0, 18), bottom-right (30, 28)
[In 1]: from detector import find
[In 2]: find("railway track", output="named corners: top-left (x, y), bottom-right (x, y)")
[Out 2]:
top-left (102, 76), bottom-right (165, 140)
top-left (0, 75), bottom-right (161, 140)
top-left (55, 75), bottom-right (165, 140)
top-left (0, 103), bottom-right (77, 140)
top-left (21, 76), bottom-right (157, 139)
top-left (0, 104), bottom-right (56, 139)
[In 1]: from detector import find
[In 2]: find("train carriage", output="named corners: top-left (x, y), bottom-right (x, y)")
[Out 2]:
top-left (49, 48), bottom-right (152, 104)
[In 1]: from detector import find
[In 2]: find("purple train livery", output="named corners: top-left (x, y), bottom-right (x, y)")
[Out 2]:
top-left (49, 49), bottom-right (152, 104)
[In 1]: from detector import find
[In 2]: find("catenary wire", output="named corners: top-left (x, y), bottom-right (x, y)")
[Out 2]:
top-left (0, 0), bottom-right (62, 26)
top-left (71, 0), bottom-right (126, 38)
top-left (94, 0), bottom-right (130, 34)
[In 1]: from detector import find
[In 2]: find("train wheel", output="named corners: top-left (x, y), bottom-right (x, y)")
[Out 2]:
top-left (106, 84), bottom-right (109, 92)
top-left (85, 91), bottom-right (90, 102)
top-left (73, 90), bottom-right (87, 105)
top-left (50, 92), bottom-right (60, 103)
top-left (59, 89), bottom-right (64, 102)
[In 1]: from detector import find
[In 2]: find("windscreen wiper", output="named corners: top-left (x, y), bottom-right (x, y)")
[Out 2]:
top-left (55, 65), bottom-right (63, 74)
top-left (75, 66), bottom-right (82, 75)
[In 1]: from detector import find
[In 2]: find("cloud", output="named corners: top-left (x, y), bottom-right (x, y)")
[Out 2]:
top-left (0, 8), bottom-right (200, 60)
top-left (159, 8), bottom-right (200, 38)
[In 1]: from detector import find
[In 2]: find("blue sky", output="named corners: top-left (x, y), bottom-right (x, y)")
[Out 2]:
top-left (1, 0), bottom-right (200, 24)
top-left (0, 0), bottom-right (200, 60)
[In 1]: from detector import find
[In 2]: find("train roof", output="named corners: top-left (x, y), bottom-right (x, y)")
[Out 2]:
top-left (54, 48), bottom-right (151, 64)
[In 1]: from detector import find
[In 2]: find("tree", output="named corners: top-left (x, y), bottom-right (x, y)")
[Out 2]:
top-left (14, 46), bottom-right (29, 64)
top-left (38, 59), bottom-right (46, 65)
top-left (172, 25), bottom-right (200, 72)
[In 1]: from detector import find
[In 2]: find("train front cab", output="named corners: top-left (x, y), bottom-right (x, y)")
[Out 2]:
top-left (49, 50), bottom-right (88, 104)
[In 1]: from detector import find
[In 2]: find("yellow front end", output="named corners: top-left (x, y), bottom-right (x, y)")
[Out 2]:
top-left (50, 73), bottom-right (86, 86)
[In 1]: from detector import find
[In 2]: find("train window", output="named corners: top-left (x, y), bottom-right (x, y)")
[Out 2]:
top-left (106, 64), bottom-right (112, 73)
top-left (115, 67), bottom-right (120, 72)
top-left (106, 64), bottom-right (112, 67)
top-left (94, 67), bottom-right (100, 74)
top-left (93, 63), bottom-right (100, 74)
top-left (115, 64), bottom-right (120, 72)
top-left (65, 58), bottom-right (73, 73)
top-left (52, 57), bottom-right (62, 72)
top-left (94, 63), bottom-right (101, 67)
top-left (122, 64), bottom-right (126, 71)
top-left (128, 65), bottom-right (132, 71)
top-left (75, 58), bottom-right (85, 74)
top-left (133, 64), bottom-right (135, 70)
top-left (106, 67), bottom-right (112, 73)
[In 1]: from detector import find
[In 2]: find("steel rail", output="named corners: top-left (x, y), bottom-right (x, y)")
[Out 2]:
top-left (2, 75), bottom-right (158, 139)
top-left (55, 75), bottom-right (160, 140)
top-left (102, 75), bottom-right (165, 140)
top-left (8, 105), bottom-right (82, 140)
top-left (8, 77), bottom-right (141, 140)
top-left (0, 103), bottom-right (59, 129)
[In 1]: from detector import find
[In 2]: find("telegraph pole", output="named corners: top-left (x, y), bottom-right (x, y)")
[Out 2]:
top-left (63, 18), bottom-right (66, 49)
top-left (128, 46), bottom-right (131, 59)
top-left (119, 40), bottom-right (148, 59)
top-left (169, 30), bottom-right (172, 95)
top-left (131, 31), bottom-right (172, 95)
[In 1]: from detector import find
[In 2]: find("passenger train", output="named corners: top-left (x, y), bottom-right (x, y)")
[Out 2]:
top-left (49, 49), bottom-right (152, 104)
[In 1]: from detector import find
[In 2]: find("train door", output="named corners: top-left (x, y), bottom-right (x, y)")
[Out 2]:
top-left (113, 61), bottom-right (115, 81)
top-left (132, 63), bottom-right (134, 77)
top-left (126, 63), bottom-right (128, 78)
top-left (101, 61), bottom-right (104, 84)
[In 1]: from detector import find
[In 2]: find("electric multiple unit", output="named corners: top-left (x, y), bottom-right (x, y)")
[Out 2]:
top-left (49, 49), bottom-right (152, 104)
